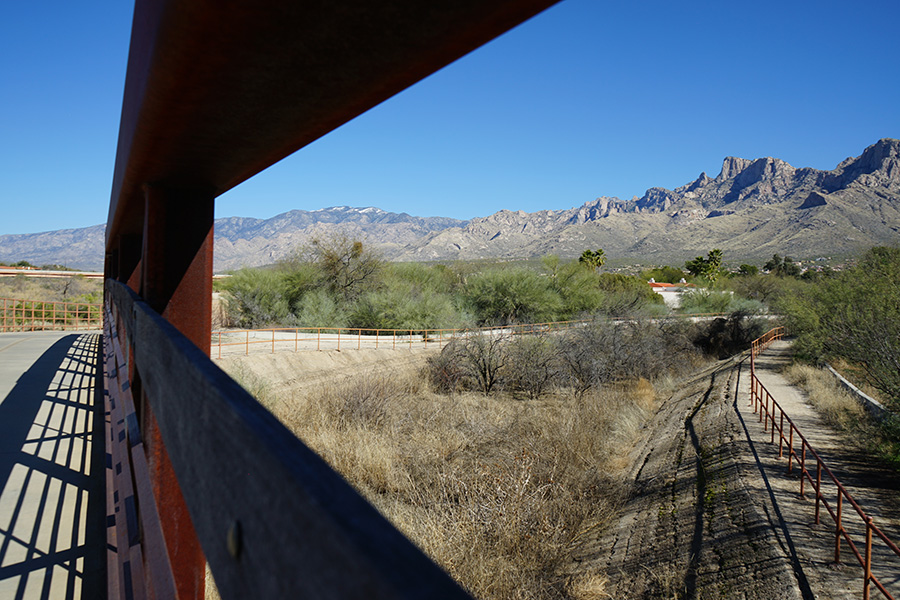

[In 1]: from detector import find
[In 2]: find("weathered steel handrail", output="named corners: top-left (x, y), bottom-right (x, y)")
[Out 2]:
top-left (0, 297), bottom-right (102, 332)
top-left (105, 279), bottom-right (473, 598)
top-left (210, 319), bottom-right (593, 357)
top-left (749, 327), bottom-right (900, 599)
top-left (210, 312), bottom-right (737, 358)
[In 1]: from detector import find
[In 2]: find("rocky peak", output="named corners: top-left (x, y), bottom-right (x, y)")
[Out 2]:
top-left (835, 138), bottom-right (900, 188)
top-left (678, 172), bottom-right (711, 194)
top-left (733, 157), bottom-right (795, 188)
top-left (635, 187), bottom-right (679, 212)
top-left (718, 157), bottom-right (753, 180)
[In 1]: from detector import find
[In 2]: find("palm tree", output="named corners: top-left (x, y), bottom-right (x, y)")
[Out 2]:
top-left (579, 249), bottom-right (606, 272)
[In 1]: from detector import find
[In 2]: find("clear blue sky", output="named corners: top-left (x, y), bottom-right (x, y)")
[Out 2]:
top-left (2, 0), bottom-right (899, 236)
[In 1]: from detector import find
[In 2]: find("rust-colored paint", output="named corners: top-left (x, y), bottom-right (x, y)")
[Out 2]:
top-left (138, 184), bottom-right (215, 600)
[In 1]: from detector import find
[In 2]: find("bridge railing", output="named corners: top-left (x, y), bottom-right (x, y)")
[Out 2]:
top-left (0, 297), bottom-right (102, 332)
top-left (749, 327), bottom-right (900, 600)
top-left (103, 279), bottom-right (473, 599)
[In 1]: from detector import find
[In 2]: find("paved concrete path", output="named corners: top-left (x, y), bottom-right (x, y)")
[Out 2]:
top-left (0, 332), bottom-right (106, 600)
top-left (736, 340), bottom-right (900, 599)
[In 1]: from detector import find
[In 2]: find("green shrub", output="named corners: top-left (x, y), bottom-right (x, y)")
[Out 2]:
top-left (463, 268), bottom-right (563, 325)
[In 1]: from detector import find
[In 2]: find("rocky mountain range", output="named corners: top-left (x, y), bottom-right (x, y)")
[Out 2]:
top-left (2, 139), bottom-right (898, 271)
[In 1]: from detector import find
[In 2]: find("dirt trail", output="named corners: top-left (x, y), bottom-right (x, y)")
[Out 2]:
top-left (575, 341), bottom-right (900, 600)
top-left (571, 357), bottom-right (806, 599)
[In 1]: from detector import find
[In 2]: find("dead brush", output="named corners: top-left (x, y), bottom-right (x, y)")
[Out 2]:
top-left (261, 354), bottom-right (666, 600)
top-left (783, 363), bottom-right (867, 431)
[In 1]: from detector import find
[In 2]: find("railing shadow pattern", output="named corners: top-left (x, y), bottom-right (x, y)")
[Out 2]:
top-left (0, 334), bottom-right (106, 600)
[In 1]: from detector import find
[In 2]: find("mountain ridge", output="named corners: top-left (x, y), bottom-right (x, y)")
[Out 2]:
top-left (2, 139), bottom-right (897, 271)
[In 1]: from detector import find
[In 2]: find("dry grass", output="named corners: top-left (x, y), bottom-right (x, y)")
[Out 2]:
top-left (0, 274), bottom-right (101, 303)
top-left (782, 363), bottom-right (868, 430)
top-left (783, 363), bottom-right (900, 468)
top-left (268, 361), bottom-right (660, 599)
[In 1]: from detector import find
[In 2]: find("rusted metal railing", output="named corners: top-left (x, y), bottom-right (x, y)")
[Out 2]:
top-left (749, 327), bottom-right (900, 599)
top-left (211, 319), bottom-right (589, 358)
top-left (210, 312), bottom-right (738, 358)
top-left (0, 297), bottom-right (102, 332)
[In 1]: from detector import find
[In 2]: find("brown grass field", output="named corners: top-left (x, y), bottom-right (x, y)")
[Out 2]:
top-left (216, 347), bottom-right (689, 599)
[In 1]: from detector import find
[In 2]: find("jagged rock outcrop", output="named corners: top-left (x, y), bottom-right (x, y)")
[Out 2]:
top-left (398, 138), bottom-right (900, 262)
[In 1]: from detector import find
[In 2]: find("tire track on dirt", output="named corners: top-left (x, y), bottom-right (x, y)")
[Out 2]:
top-left (570, 357), bottom-right (807, 599)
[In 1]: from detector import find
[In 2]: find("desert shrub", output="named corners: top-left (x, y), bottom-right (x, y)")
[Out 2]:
top-left (556, 323), bottom-right (615, 396)
top-left (349, 285), bottom-right (470, 331)
top-left (691, 311), bottom-right (767, 358)
top-left (642, 265), bottom-right (687, 284)
top-left (679, 289), bottom-right (764, 315)
top-left (294, 288), bottom-right (348, 328)
top-left (551, 261), bottom-right (606, 317)
top-left (221, 267), bottom-right (295, 328)
top-left (596, 273), bottom-right (666, 316)
top-left (505, 334), bottom-right (559, 399)
top-left (780, 247), bottom-right (900, 409)
top-left (435, 334), bottom-right (508, 395)
top-left (463, 268), bottom-right (563, 325)
top-left (291, 236), bottom-right (385, 302)
top-left (426, 344), bottom-right (466, 394)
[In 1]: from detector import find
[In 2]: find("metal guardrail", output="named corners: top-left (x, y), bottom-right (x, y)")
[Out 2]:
top-left (749, 327), bottom-right (900, 600)
top-left (210, 312), bottom-right (737, 358)
top-left (104, 279), bottom-right (473, 599)
top-left (0, 297), bottom-right (102, 332)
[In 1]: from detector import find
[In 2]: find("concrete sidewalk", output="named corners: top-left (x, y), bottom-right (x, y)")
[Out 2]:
top-left (737, 340), bottom-right (900, 599)
top-left (0, 332), bottom-right (106, 600)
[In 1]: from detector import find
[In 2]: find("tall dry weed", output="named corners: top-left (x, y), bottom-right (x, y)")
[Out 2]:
top-left (274, 359), bottom-right (660, 600)
top-left (783, 363), bottom-right (866, 430)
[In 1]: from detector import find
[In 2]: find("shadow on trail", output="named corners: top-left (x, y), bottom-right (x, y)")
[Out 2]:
top-left (0, 334), bottom-right (105, 600)
top-left (732, 356), bottom-right (815, 600)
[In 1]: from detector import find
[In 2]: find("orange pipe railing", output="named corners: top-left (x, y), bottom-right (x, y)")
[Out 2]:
top-left (749, 327), bottom-right (899, 600)
top-left (210, 312), bottom-right (739, 358)
top-left (0, 297), bottom-right (102, 332)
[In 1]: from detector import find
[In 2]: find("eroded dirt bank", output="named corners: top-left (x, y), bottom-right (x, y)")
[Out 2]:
top-left (567, 357), bottom-right (808, 599)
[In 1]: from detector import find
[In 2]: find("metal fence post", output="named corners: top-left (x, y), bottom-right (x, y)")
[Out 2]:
top-left (815, 460), bottom-right (822, 524)
top-left (799, 444), bottom-right (806, 496)
top-left (864, 516), bottom-right (873, 600)
top-left (835, 492), bottom-right (843, 564)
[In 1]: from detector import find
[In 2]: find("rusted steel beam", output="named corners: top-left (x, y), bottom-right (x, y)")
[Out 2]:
top-left (137, 185), bottom-right (215, 600)
top-left (107, 0), bottom-right (560, 248)
top-left (104, 1), bottom-right (561, 596)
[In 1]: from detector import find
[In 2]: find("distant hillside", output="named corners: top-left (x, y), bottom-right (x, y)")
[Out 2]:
top-left (0, 207), bottom-right (467, 272)
top-left (213, 206), bottom-right (466, 270)
top-left (1, 139), bottom-right (897, 270)
top-left (0, 224), bottom-right (106, 272)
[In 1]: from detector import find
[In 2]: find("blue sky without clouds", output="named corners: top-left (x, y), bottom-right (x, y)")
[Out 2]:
top-left (2, 0), bottom-right (899, 235)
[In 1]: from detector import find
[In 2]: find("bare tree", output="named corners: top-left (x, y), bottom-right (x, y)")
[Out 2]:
top-left (506, 334), bottom-right (559, 399)
top-left (295, 235), bottom-right (384, 301)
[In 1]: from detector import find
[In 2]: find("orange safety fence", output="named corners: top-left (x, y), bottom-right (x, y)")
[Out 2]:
top-left (0, 297), bottom-right (103, 332)
top-left (209, 312), bottom-right (737, 359)
top-left (210, 320), bottom-right (590, 359)
top-left (749, 327), bottom-right (900, 600)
